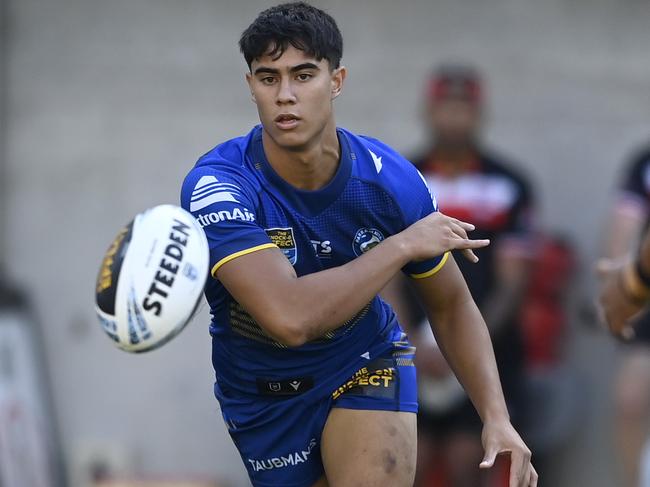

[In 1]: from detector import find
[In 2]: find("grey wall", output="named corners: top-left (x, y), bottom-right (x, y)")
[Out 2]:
top-left (4, 0), bottom-right (650, 486)
top-left (1, 0), bottom-right (7, 265)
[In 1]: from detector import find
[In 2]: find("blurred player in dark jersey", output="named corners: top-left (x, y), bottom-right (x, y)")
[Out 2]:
top-left (383, 64), bottom-right (536, 487)
top-left (597, 147), bottom-right (650, 487)
top-left (180, 4), bottom-right (536, 487)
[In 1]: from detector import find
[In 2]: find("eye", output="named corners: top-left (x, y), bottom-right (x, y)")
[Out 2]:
top-left (260, 76), bottom-right (276, 85)
top-left (296, 73), bottom-right (313, 81)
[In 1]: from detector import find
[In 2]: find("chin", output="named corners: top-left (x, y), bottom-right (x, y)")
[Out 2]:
top-left (268, 127), bottom-right (312, 151)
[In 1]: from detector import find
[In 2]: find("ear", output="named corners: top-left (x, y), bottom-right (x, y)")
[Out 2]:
top-left (331, 66), bottom-right (347, 100)
top-left (245, 72), bottom-right (256, 103)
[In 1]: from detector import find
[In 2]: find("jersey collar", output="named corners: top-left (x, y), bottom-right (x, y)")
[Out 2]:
top-left (249, 125), bottom-right (353, 217)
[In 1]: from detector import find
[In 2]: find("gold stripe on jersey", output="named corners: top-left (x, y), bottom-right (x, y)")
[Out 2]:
top-left (394, 346), bottom-right (416, 356)
top-left (409, 251), bottom-right (450, 280)
top-left (229, 302), bottom-right (286, 347)
top-left (391, 331), bottom-right (410, 347)
top-left (320, 303), bottom-right (371, 340)
top-left (394, 346), bottom-right (416, 367)
top-left (228, 301), bottom-right (372, 346)
top-left (396, 357), bottom-right (415, 367)
top-left (211, 243), bottom-right (277, 278)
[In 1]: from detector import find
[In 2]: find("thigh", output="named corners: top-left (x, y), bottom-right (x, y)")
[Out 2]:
top-left (220, 393), bottom-right (329, 487)
top-left (320, 328), bottom-right (419, 486)
top-left (321, 408), bottom-right (417, 487)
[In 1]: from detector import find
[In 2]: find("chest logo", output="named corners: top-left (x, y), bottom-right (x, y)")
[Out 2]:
top-left (310, 239), bottom-right (333, 259)
top-left (265, 227), bottom-right (297, 265)
top-left (352, 228), bottom-right (384, 256)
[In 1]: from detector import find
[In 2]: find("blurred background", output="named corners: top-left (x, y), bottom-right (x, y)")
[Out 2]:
top-left (1, 0), bottom-right (650, 486)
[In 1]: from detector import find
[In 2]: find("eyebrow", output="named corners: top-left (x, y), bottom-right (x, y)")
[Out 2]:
top-left (253, 62), bottom-right (320, 76)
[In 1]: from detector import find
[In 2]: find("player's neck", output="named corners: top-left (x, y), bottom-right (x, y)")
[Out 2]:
top-left (262, 121), bottom-right (340, 191)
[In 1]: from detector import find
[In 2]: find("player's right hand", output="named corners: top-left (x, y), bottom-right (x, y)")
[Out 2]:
top-left (397, 211), bottom-right (490, 263)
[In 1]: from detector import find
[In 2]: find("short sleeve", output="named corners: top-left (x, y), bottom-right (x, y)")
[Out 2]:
top-left (181, 166), bottom-right (276, 278)
top-left (401, 169), bottom-right (449, 279)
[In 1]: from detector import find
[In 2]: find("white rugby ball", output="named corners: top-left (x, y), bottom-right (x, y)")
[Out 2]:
top-left (95, 204), bottom-right (209, 353)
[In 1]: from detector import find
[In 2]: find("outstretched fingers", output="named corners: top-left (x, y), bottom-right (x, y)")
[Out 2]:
top-left (448, 216), bottom-right (476, 233)
top-left (447, 217), bottom-right (489, 262)
top-left (448, 231), bottom-right (490, 263)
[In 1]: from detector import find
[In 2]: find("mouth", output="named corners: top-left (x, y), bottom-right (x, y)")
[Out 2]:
top-left (274, 114), bottom-right (300, 130)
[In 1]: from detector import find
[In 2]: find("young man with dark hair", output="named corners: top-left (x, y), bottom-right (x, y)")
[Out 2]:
top-left (181, 3), bottom-right (535, 486)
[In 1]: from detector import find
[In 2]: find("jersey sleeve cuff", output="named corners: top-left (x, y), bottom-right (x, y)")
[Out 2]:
top-left (211, 243), bottom-right (278, 278)
top-left (408, 252), bottom-right (450, 279)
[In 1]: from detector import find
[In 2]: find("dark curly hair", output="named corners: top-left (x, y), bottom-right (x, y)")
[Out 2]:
top-left (239, 2), bottom-right (343, 70)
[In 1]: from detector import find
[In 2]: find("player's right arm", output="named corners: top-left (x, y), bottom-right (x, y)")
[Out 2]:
top-left (183, 165), bottom-right (486, 347)
top-left (217, 212), bottom-right (487, 347)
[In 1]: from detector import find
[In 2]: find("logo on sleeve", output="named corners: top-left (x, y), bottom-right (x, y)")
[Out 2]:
top-left (369, 149), bottom-right (383, 173)
top-left (352, 228), bottom-right (384, 256)
top-left (265, 227), bottom-right (297, 264)
top-left (196, 208), bottom-right (255, 228)
top-left (190, 175), bottom-right (240, 212)
top-left (417, 169), bottom-right (438, 209)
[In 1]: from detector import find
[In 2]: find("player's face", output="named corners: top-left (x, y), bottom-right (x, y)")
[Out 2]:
top-left (429, 98), bottom-right (481, 148)
top-left (246, 45), bottom-right (345, 151)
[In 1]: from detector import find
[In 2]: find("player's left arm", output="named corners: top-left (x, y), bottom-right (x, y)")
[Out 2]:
top-left (411, 257), bottom-right (537, 487)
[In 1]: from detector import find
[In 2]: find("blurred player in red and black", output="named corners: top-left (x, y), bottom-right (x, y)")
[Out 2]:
top-left (597, 146), bottom-right (650, 487)
top-left (383, 64), bottom-right (537, 487)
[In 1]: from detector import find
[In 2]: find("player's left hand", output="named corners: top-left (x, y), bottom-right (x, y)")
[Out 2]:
top-left (596, 257), bottom-right (644, 339)
top-left (479, 419), bottom-right (537, 487)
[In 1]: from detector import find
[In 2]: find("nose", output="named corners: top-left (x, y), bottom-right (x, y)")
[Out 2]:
top-left (276, 78), bottom-right (296, 105)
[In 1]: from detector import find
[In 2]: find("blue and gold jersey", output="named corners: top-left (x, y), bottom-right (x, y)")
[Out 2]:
top-left (181, 125), bottom-right (446, 400)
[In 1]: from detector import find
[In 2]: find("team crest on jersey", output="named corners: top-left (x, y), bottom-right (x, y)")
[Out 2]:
top-left (352, 228), bottom-right (384, 256)
top-left (266, 227), bottom-right (297, 264)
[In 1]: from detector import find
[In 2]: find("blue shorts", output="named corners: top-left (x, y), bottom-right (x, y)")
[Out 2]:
top-left (217, 338), bottom-right (418, 487)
